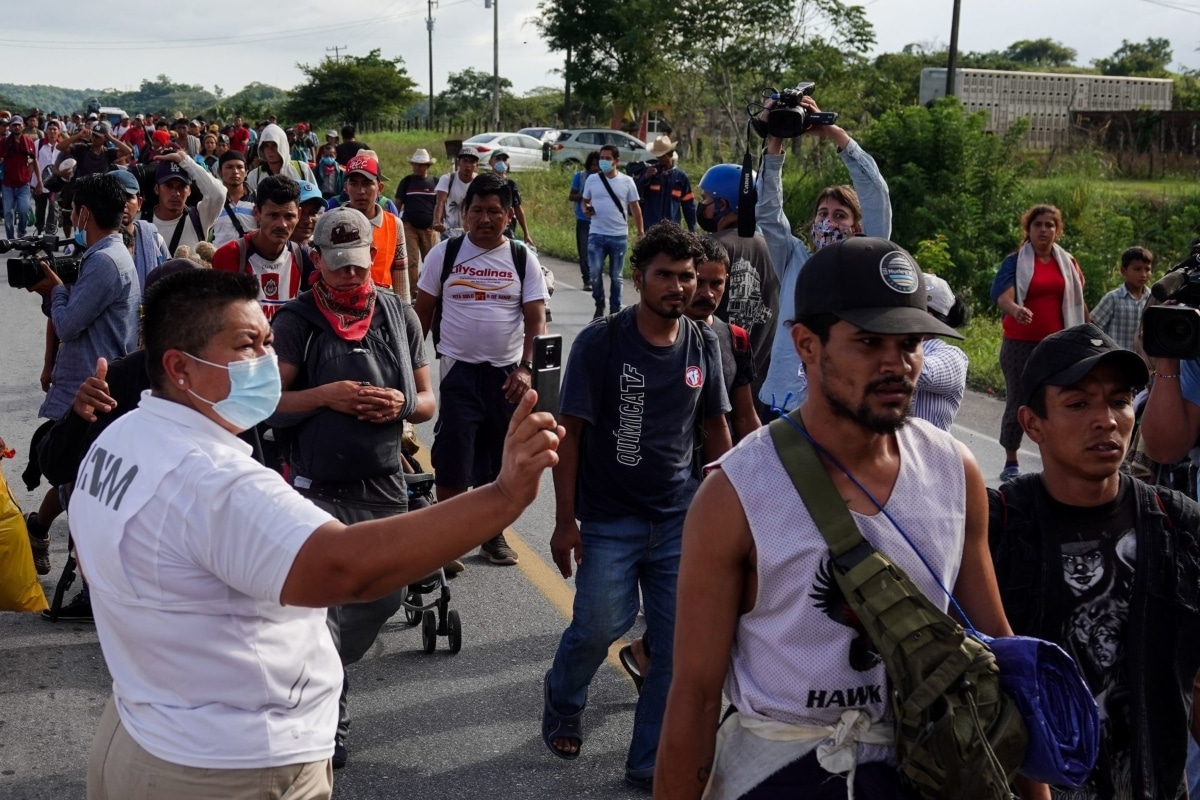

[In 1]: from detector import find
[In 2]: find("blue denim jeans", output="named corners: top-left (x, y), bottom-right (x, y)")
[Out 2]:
top-left (588, 233), bottom-right (627, 312)
top-left (546, 513), bottom-right (684, 776)
top-left (3, 184), bottom-right (31, 239)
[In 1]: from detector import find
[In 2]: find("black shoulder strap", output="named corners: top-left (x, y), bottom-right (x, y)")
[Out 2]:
top-left (432, 235), bottom-right (468, 351)
top-left (190, 206), bottom-right (204, 241)
top-left (597, 171), bottom-right (627, 220)
top-left (225, 195), bottom-right (247, 238)
top-left (510, 239), bottom-right (527, 285)
top-left (167, 213), bottom-right (189, 254)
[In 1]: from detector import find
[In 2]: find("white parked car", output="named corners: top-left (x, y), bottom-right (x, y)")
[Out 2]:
top-left (518, 126), bottom-right (562, 143)
top-left (461, 132), bottom-right (549, 171)
top-left (549, 129), bottom-right (651, 165)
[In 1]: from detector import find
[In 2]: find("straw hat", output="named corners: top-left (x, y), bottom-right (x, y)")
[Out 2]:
top-left (409, 148), bottom-right (437, 165)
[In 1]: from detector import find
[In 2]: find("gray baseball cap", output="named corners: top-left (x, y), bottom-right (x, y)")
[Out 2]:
top-left (312, 207), bottom-right (374, 270)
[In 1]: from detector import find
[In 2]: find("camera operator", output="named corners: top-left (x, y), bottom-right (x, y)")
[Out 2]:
top-left (22, 173), bottom-right (141, 580)
top-left (1139, 238), bottom-right (1200, 470)
top-left (756, 93), bottom-right (891, 413)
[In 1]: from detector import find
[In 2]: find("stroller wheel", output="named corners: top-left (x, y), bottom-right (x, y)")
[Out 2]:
top-left (421, 609), bottom-right (438, 654)
top-left (446, 609), bottom-right (462, 654)
top-left (403, 588), bottom-right (421, 626)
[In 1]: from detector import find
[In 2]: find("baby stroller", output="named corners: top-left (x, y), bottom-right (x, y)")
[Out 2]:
top-left (398, 452), bottom-right (462, 654)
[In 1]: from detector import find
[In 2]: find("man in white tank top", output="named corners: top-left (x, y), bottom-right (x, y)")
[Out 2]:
top-left (657, 238), bottom-right (1041, 800)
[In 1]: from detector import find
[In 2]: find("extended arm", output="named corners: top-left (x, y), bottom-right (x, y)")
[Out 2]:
top-left (630, 200), bottom-right (644, 238)
top-left (916, 342), bottom-right (969, 398)
top-left (656, 472), bottom-right (750, 799)
top-left (952, 441), bottom-right (1014, 638)
top-left (1140, 358), bottom-right (1200, 463)
top-left (177, 154), bottom-right (228, 232)
top-left (549, 414), bottom-right (585, 578)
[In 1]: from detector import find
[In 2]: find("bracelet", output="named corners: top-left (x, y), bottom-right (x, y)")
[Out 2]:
top-left (1156, 373), bottom-right (1180, 380)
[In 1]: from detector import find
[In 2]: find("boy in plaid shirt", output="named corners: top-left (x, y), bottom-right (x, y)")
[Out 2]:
top-left (1091, 246), bottom-right (1153, 352)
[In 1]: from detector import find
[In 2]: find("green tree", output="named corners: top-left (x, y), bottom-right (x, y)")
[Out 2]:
top-left (287, 49), bottom-right (417, 126)
top-left (1002, 38), bottom-right (1077, 68)
top-left (437, 68), bottom-right (515, 121)
top-left (860, 98), bottom-right (1031, 306)
top-left (1093, 37), bottom-right (1173, 77)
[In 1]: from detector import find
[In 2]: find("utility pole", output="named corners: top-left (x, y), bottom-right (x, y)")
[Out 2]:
top-left (491, 0), bottom-right (500, 128)
top-left (427, 0), bottom-right (437, 123)
top-left (945, 0), bottom-right (962, 97)
top-left (564, 46), bottom-right (572, 124)
top-left (326, 45), bottom-right (348, 64)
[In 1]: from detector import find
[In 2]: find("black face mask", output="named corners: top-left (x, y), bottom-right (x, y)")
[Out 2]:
top-left (697, 201), bottom-right (725, 233)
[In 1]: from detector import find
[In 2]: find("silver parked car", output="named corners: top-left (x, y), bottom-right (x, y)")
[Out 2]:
top-left (550, 129), bottom-right (651, 165)
top-left (460, 132), bottom-right (549, 171)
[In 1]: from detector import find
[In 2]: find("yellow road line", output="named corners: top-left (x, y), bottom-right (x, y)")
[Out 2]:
top-left (504, 526), bottom-right (632, 680)
top-left (412, 438), bottom-right (632, 682)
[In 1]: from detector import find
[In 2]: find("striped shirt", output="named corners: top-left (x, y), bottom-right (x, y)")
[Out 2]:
top-left (1090, 284), bottom-right (1149, 352)
top-left (911, 338), bottom-right (968, 432)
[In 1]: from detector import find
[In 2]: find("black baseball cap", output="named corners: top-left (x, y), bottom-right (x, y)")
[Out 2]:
top-left (1019, 324), bottom-right (1149, 407)
top-left (794, 237), bottom-right (963, 340)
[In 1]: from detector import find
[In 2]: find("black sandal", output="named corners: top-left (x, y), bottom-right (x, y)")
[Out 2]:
top-left (541, 671), bottom-right (583, 760)
top-left (618, 645), bottom-right (645, 693)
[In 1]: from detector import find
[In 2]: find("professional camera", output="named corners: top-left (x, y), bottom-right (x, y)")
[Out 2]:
top-left (1, 236), bottom-right (81, 289)
top-left (748, 82), bottom-right (839, 139)
top-left (1142, 237), bottom-right (1200, 359)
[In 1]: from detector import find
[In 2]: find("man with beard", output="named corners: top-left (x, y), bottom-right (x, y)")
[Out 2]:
top-left (987, 324), bottom-right (1200, 800)
top-left (657, 237), bottom-right (1025, 799)
top-left (542, 222), bottom-right (731, 788)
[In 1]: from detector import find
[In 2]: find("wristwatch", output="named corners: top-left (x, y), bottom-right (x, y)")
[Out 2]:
top-left (519, 360), bottom-right (534, 371)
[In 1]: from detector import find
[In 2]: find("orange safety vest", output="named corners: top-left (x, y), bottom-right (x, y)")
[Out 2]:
top-left (369, 209), bottom-right (399, 288)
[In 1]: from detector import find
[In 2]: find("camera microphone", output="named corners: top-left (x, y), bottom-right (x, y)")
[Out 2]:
top-left (737, 151), bottom-right (756, 238)
top-left (1151, 268), bottom-right (1189, 302)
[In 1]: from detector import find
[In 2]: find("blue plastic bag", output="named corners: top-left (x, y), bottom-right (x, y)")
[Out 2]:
top-left (983, 634), bottom-right (1100, 787)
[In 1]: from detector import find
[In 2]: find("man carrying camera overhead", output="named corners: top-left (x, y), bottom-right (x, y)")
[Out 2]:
top-left (634, 135), bottom-right (697, 232)
top-left (754, 89), bottom-right (891, 413)
top-left (23, 173), bottom-right (141, 587)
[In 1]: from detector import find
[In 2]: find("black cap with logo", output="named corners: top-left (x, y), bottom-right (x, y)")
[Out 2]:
top-left (794, 237), bottom-right (963, 340)
top-left (1019, 324), bottom-right (1149, 407)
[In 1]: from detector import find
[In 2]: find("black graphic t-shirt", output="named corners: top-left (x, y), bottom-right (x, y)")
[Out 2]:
top-left (1046, 483), bottom-right (1137, 800)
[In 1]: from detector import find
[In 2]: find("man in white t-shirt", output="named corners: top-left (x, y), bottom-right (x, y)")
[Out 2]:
top-left (76, 267), bottom-right (561, 800)
top-left (146, 148), bottom-right (226, 254)
top-left (432, 144), bottom-right (479, 239)
top-left (582, 143), bottom-right (644, 319)
top-left (416, 172), bottom-right (548, 567)
top-left (210, 148), bottom-right (258, 247)
top-left (211, 174), bottom-right (314, 321)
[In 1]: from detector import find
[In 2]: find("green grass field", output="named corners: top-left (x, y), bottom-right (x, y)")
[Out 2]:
top-left (364, 130), bottom-right (1184, 397)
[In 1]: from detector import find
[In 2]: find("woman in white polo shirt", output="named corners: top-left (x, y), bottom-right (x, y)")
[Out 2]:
top-left (73, 268), bottom-right (561, 800)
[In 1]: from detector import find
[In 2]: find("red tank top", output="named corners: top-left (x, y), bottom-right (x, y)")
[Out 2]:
top-left (1003, 257), bottom-right (1066, 342)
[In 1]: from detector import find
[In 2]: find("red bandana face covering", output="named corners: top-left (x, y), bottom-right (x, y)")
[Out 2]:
top-left (313, 277), bottom-right (376, 341)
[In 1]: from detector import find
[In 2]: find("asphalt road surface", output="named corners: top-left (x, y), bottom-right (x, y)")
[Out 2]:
top-left (0, 252), bottom-right (1039, 799)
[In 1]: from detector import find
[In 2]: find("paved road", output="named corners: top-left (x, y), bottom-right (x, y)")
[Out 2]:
top-left (0, 253), bottom-right (1038, 799)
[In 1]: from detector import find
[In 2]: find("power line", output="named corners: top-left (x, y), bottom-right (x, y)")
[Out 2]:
top-left (1140, 0), bottom-right (1200, 14)
top-left (327, 45), bottom-right (350, 63)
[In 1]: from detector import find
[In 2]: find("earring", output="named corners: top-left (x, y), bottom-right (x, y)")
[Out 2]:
top-left (178, 379), bottom-right (185, 385)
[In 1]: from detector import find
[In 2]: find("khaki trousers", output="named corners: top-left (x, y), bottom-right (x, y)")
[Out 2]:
top-left (403, 220), bottom-right (439, 300)
top-left (87, 696), bottom-right (333, 800)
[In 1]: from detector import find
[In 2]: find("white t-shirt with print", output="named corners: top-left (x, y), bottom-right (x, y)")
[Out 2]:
top-left (418, 237), bottom-right (547, 366)
top-left (69, 393), bottom-right (341, 770)
top-left (582, 171), bottom-right (639, 237)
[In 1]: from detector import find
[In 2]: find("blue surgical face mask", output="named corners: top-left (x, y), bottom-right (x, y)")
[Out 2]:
top-left (599, 159), bottom-right (613, 173)
top-left (73, 209), bottom-right (90, 248)
top-left (320, 156), bottom-right (336, 166)
top-left (185, 352), bottom-right (281, 430)
top-left (492, 160), bottom-right (508, 174)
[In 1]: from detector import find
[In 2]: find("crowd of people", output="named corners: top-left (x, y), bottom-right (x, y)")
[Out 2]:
top-left (2, 92), bottom-right (1200, 800)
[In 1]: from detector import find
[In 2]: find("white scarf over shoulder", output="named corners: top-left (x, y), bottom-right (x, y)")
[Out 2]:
top-left (1015, 241), bottom-right (1086, 328)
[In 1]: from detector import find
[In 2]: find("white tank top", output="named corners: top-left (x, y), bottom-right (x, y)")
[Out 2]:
top-left (719, 418), bottom-right (966, 733)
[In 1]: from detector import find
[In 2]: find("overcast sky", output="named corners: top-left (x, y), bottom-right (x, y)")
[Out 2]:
top-left (3, 0), bottom-right (1198, 100)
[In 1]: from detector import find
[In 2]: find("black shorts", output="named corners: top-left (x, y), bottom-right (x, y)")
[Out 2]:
top-left (431, 360), bottom-right (518, 489)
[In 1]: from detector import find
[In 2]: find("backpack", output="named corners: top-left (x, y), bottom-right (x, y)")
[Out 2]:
top-left (431, 235), bottom-right (528, 352)
top-left (769, 412), bottom-right (1027, 800)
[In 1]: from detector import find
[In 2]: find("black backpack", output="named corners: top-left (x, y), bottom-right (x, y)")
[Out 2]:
top-left (431, 235), bottom-right (527, 352)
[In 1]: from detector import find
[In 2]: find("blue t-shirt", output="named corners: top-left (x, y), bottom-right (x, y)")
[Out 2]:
top-left (571, 170), bottom-right (587, 222)
top-left (560, 307), bottom-right (730, 522)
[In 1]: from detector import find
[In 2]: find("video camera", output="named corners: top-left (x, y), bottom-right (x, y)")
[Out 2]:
top-left (1142, 237), bottom-right (1200, 358)
top-left (1, 236), bottom-right (81, 289)
top-left (748, 82), bottom-right (839, 140)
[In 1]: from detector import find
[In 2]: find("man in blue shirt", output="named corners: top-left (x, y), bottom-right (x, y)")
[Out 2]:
top-left (543, 222), bottom-right (731, 788)
top-left (633, 135), bottom-right (697, 232)
top-left (24, 173), bottom-right (141, 586)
